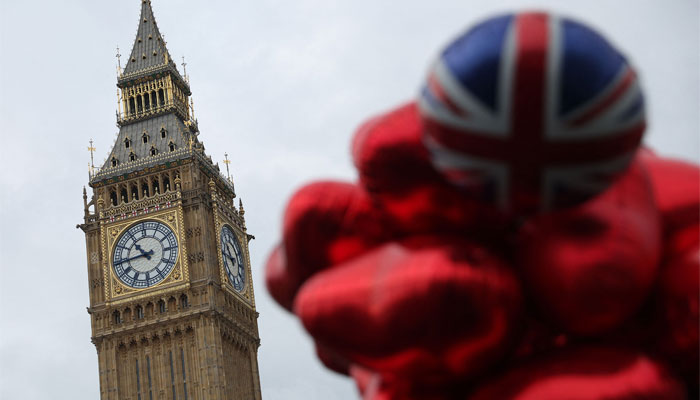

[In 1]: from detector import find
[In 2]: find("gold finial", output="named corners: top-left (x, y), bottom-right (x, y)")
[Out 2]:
top-left (116, 89), bottom-right (122, 118)
top-left (181, 56), bottom-right (189, 83)
top-left (88, 139), bottom-right (96, 177)
top-left (188, 134), bottom-right (194, 151)
top-left (223, 153), bottom-right (232, 182)
top-left (116, 46), bottom-right (122, 75)
top-left (239, 199), bottom-right (245, 216)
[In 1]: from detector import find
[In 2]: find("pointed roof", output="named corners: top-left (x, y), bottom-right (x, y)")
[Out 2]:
top-left (122, 0), bottom-right (175, 76)
top-left (90, 1), bottom-right (234, 197)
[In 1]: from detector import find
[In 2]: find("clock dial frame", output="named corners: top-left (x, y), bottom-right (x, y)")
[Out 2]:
top-left (220, 225), bottom-right (246, 292)
top-left (112, 220), bottom-right (179, 289)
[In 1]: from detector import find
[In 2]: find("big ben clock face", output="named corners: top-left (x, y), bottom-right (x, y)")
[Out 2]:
top-left (112, 221), bottom-right (179, 289)
top-left (220, 225), bottom-right (246, 292)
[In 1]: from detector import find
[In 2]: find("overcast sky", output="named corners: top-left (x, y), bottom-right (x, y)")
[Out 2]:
top-left (0, 0), bottom-right (697, 399)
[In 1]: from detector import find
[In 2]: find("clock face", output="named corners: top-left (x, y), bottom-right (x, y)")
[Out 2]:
top-left (112, 221), bottom-right (179, 289)
top-left (220, 225), bottom-right (246, 292)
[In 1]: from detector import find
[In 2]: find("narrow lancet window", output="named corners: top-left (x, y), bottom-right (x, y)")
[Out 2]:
top-left (180, 294), bottom-right (188, 309)
top-left (169, 351), bottom-right (177, 400)
top-left (136, 358), bottom-right (142, 400)
top-left (146, 356), bottom-right (153, 400)
top-left (181, 348), bottom-right (188, 400)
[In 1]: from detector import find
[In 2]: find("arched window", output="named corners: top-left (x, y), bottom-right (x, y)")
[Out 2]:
top-left (153, 180), bottom-right (160, 194)
top-left (151, 92), bottom-right (157, 109)
top-left (150, 146), bottom-right (157, 156)
top-left (163, 176), bottom-right (170, 192)
top-left (137, 96), bottom-right (143, 113)
top-left (113, 310), bottom-right (121, 324)
top-left (129, 152), bottom-right (136, 162)
top-left (131, 185), bottom-right (139, 200)
top-left (129, 98), bottom-right (136, 115)
top-left (120, 188), bottom-right (128, 203)
top-left (111, 157), bottom-right (119, 167)
top-left (110, 191), bottom-right (118, 206)
top-left (180, 294), bottom-right (189, 309)
top-left (167, 297), bottom-right (177, 312)
top-left (142, 183), bottom-right (149, 197)
top-left (158, 89), bottom-right (165, 106)
top-left (142, 132), bottom-right (149, 144)
top-left (144, 94), bottom-right (150, 111)
top-left (169, 141), bottom-right (175, 152)
top-left (136, 305), bottom-right (144, 320)
top-left (158, 300), bottom-right (166, 314)
top-left (161, 127), bottom-right (167, 138)
top-left (124, 138), bottom-right (131, 149)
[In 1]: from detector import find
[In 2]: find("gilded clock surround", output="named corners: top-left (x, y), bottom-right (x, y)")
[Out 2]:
top-left (78, 2), bottom-right (262, 399)
top-left (104, 206), bottom-right (189, 302)
top-left (212, 181), bottom-right (255, 305)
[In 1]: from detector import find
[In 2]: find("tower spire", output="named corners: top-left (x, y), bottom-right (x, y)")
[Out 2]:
top-left (121, 0), bottom-right (176, 76)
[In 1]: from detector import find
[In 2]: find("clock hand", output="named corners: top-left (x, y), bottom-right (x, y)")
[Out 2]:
top-left (115, 253), bottom-right (150, 265)
top-left (133, 243), bottom-right (154, 260)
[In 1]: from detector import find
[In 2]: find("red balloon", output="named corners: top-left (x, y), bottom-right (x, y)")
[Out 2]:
top-left (315, 340), bottom-right (352, 376)
top-left (268, 181), bottom-right (391, 310)
top-left (352, 102), bottom-right (508, 239)
top-left (516, 159), bottom-right (662, 335)
top-left (469, 347), bottom-right (686, 400)
top-left (264, 243), bottom-right (298, 311)
top-left (295, 237), bottom-right (523, 382)
top-left (639, 150), bottom-right (700, 235)
top-left (656, 241), bottom-right (699, 381)
top-left (350, 365), bottom-right (468, 400)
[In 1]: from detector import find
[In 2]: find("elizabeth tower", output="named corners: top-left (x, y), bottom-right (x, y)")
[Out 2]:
top-left (78, 1), bottom-right (262, 399)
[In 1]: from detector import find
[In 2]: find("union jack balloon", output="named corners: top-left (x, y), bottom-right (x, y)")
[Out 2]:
top-left (419, 12), bottom-right (646, 215)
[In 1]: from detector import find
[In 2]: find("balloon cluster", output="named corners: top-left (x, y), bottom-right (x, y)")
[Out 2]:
top-left (265, 12), bottom-right (698, 399)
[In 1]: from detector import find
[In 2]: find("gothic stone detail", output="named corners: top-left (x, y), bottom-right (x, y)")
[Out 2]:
top-left (80, 2), bottom-right (261, 399)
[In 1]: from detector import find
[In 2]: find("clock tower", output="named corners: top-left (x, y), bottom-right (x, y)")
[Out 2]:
top-left (78, 1), bottom-right (262, 399)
